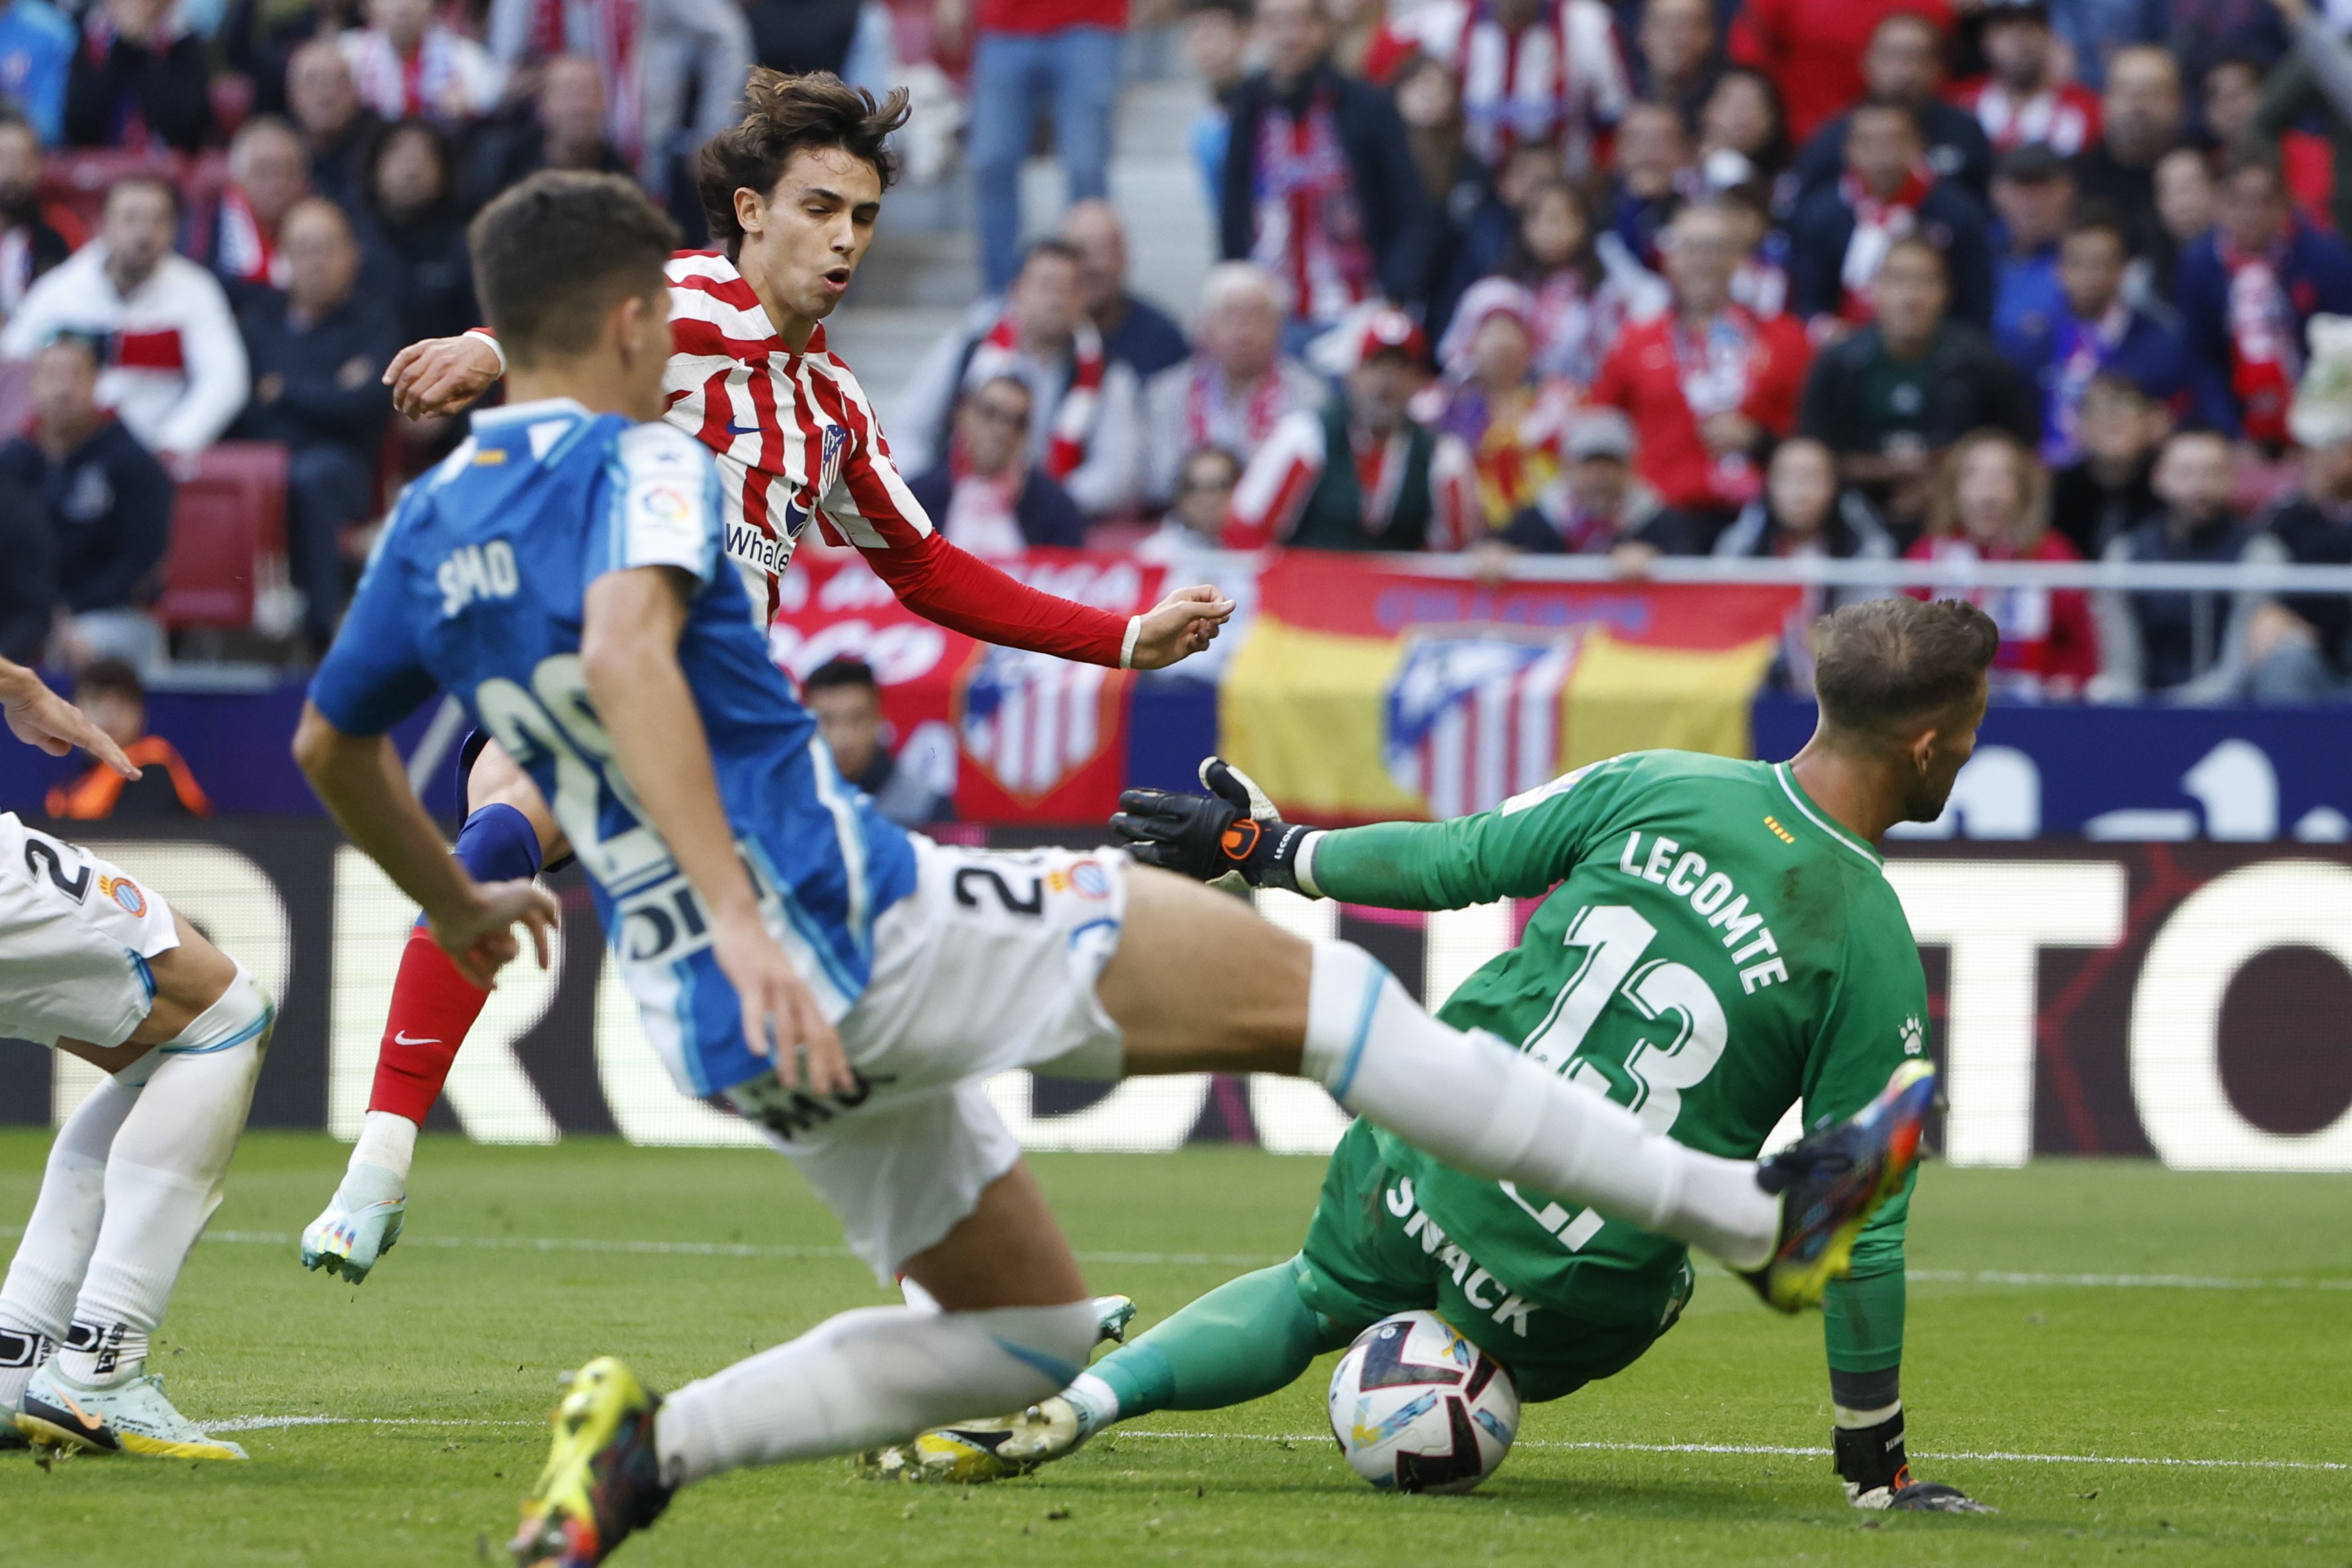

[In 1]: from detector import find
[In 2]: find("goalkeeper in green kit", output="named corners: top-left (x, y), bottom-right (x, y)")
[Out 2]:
top-left (868, 595), bottom-right (1995, 1513)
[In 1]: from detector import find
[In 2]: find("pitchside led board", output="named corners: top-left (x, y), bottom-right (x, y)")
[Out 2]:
top-left (3, 822), bottom-right (2349, 1174)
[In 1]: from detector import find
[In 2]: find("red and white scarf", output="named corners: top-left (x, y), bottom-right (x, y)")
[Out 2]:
top-left (967, 313), bottom-right (1105, 482)
top-left (1183, 359), bottom-right (1292, 457)
top-left (1252, 90), bottom-right (1374, 324)
top-left (2220, 229), bottom-right (2300, 445)
top-left (1457, 0), bottom-right (1568, 166)
top-left (345, 26), bottom-right (478, 122)
top-left (1671, 306), bottom-right (1764, 503)
top-left (1968, 83), bottom-right (2091, 155)
top-left (214, 185), bottom-right (291, 288)
top-left (1838, 164), bottom-right (1934, 323)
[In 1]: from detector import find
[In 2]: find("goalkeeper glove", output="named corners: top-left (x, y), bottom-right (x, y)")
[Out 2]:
top-left (1834, 1407), bottom-right (1995, 1513)
top-left (1112, 757), bottom-right (1316, 893)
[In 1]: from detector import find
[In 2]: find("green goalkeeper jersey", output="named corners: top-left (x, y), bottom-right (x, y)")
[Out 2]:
top-left (1300, 750), bottom-right (1927, 1370)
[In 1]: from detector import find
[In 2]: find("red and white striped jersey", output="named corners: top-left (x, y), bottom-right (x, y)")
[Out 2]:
top-left (617, 251), bottom-right (1128, 666)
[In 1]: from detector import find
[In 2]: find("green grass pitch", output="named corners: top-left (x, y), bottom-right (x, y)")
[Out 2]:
top-left (3, 1132), bottom-right (2348, 1566)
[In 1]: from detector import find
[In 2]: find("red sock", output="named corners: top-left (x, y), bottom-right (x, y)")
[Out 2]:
top-left (368, 926), bottom-right (492, 1123)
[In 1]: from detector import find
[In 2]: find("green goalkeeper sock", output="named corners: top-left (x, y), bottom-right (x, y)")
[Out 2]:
top-left (1066, 1259), bottom-right (1348, 1436)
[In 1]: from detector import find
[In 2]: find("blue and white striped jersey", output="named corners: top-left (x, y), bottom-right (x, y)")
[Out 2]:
top-left (310, 396), bottom-right (919, 1096)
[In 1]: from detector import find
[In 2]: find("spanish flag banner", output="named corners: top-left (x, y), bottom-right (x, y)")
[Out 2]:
top-left (1218, 554), bottom-right (1798, 822)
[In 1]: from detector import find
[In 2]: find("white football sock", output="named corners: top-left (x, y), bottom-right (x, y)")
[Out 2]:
top-left (0, 1070), bottom-right (141, 1407)
top-left (653, 1301), bottom-right (1099, 1489)
top-left (1300, 942), bottom-right (1779, 1270)
top-left (1063, 1370), bottom-right (1120, 1437)
top-left (349, 1110), bottom-right (420, 1188)
top-left (60, 967), bottom-right (270, 1387)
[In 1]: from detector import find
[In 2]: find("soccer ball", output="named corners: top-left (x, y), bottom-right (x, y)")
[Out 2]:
top-left (1326, 1310), bottom-right (1519, 1494)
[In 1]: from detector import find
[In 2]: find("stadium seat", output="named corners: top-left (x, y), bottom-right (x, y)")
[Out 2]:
top-left (38, 148), bottom-right (183, 240)
top-left (158, 441), bottom-right (290, 630)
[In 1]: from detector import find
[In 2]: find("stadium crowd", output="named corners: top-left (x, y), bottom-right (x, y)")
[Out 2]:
top-left (3, 0), bottom-right (2352, 701)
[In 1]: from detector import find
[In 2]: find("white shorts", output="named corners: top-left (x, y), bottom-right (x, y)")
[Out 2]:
top-left (0, 814), bottom-right (181, 1049)
top-left (727, 837), bottom-right (1129, 1280)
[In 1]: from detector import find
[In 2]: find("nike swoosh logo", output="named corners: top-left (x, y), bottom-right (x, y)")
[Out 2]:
top-left (58, 1391), bottom-right (102, 1430)
top-left (725, 420), bottom-right (763, 437)
top-left (392, 1032), bottom-right (442, 1047)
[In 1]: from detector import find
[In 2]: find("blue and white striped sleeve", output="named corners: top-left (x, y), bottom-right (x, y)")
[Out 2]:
top-left (597, 420), bottom-right (724, 583)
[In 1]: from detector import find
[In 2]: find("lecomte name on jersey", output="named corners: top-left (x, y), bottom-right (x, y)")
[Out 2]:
top-left (1614, 829), bottom-right (1789, 994)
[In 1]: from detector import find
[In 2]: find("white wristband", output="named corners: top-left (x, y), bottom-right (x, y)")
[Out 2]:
top-left (1293, 830), bottom-right (1326, 898)
top-left (465, 327), bottom-right (507, 376)
top-left (1120, 615), bottom-right (1142, 670)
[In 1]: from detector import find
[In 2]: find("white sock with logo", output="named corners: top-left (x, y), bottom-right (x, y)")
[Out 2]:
top-left (1299, 942), bottom-right (1779, 1269)
top-left (59, 968), bottom-right (270, 1387)
top-left (653, 1302), bottom-right (1100, 1488)
top-left (0, 1072), bottom-right (140, 1407)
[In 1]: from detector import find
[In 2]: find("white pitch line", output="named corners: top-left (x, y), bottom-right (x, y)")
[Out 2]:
top-left (193, 1417), bottom-right (2349, 1473)
top-left (11, 1226), bottom-right (2352, 1289)
top-left (1108, 1431), bottom-right (2351, 1473)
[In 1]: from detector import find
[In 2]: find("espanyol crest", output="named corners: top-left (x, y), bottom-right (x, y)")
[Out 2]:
top-left (1383, 635), bottom-right (1580, 819)
top-left (958, 647), bottom-right (1115, 801)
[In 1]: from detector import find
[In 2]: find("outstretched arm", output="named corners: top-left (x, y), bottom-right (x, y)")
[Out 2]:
top-left (1, 657), bottom-right (138, 778)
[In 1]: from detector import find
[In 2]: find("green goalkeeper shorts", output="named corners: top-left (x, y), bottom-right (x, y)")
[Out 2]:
top-left (1292, 1121), bottom-right (1693, 1404)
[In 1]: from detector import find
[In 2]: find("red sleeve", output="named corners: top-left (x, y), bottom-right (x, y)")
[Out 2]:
top-left (1590, 337), bottom-right (1634, 413)
top-left (862, 531), bottom-right (1130, 668)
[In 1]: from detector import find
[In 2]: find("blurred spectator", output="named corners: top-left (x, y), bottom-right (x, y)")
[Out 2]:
top-left (1426, 278), bottom-right (1569, 533)
top-left (2258, 0), bottom-right (2352, 240)
top-left (1140, 261), bottom-right (1322, 505)
top-left (1951, 0), bottom-right (2100, 156)
top-left (212, 116), bottom-right (310, 304)
top-left (955, 0), bottom-right (1123, 294)
top-left (43, 659), bottom-right (210, 818)
top-left (341, 0), bottom-right (506, 126)
top-left (1219, 0), bottom-right (1430, 329)
top-left (1592, 196), bottom-right (1811, 540)
top-left (803, 658), bottom-right (948, 826)
top-left (1635, 0), bottom-right (1723, 126)
top-left (235, 198), bottom-right (400, 646)
top-left (742, 0), bottom-right (862, 78)
top-left (1729, 0), bottom-right (1950, 148)
top-left (1799, 236), bottom-right (2034, 538)
top-left (1907, 427), bottom-right (2099, 698)
top-left (2199, 54), bottom-right (2263, 148)
top-left (1510, 176), bottom-right (1666, 386)
top-left (1181, 0), bottom-right (1249, 214)
top-left (1607, 98), bottom-right (1694, 269)
top-left (1224, 308), bottom-right (1474, 549)
top-left (2178, 146), bottom-right (2352, 445)
top-left (1717, 183), bottom-right (1789, 319)
top-left (220, 0), bottom-right (361, 119)
top-left (1326, 0), bottom-right (1393, 80)
top-left (1385, 0), bottom-right (1632, 177)
top-left (905, 374), bottom-right (1087, 556)
top-left (2249, 329), bottom-right (2352, 698)
top-left (64, 0), bottom-right (209, 152)
top-left (2169, 0), bottom-right (2288, 85)
top-left (2070, 46), bottom-right (2185, 284)
top-left (0, 334), bottom-right (171, 672)
top-left (1502, 405), bottom-right (1685, 557)
top-left (895, 240), bottom-right (1142, 519)
top-left (0, 177), bottom-right (249, 459)
top-left (2152, 144), bottom-right (2217, 284)
top-left (1140, 443), bottom-right (1242, 560)
top-left (0, 111), bottom-right (79, 325)
top-left (1062, 200), bottom-right (1189, 383)
top-left (1715, 435), bottom-right (1895, 688)
top-left (1394, 52), bottom-right (1511, 341)
top-left (464, 54), bottom-right (631, 211)
top-left (287, 37), bottom-right (384, 212)
top-left (502, 0), bottom-right (751, 184)
top-left (2018, 213), bottom-right (2187, 464)
top-left (2049, 370), bottom-right (2167, 556)
top-left (0, 0), bottom-right (73, 145)
top-left (0, 462), bottom-right (53, 660)
top-left (2093, 427), bottom-right (2283, 701)
top-left (1790, 12), bottom-right (1992, 202)
top-left (353, 118), bottom-right (480, 343)
top-left (2048, 0), bottom-right (2165, 92)
top-left (1789, 99), bottom-right (1995, 333)
top-left (1695, 63), bottom-right (1791, 189)
top-left (1988, 142), bottom-right (2073, 369)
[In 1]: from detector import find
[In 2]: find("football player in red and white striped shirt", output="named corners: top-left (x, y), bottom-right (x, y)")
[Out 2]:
top-left (302, 71), bottom-right (1234, 1282)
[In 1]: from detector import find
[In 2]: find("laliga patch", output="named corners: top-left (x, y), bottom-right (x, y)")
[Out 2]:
top-left (98, 875), bottom-right (146, 917)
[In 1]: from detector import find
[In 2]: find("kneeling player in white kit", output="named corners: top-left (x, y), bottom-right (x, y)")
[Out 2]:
top-left (0, 660), bottom-right (287, 1458)
top-left (295, 173), bottom-right (1930, 1566)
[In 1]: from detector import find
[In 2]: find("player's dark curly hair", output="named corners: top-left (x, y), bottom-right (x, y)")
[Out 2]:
top-left (1811, 597), bottom-right (2000, 736)
top-left (699, 69), bottom-right (911, 257)
top-left (469, 171), bottom-right (680, 365)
